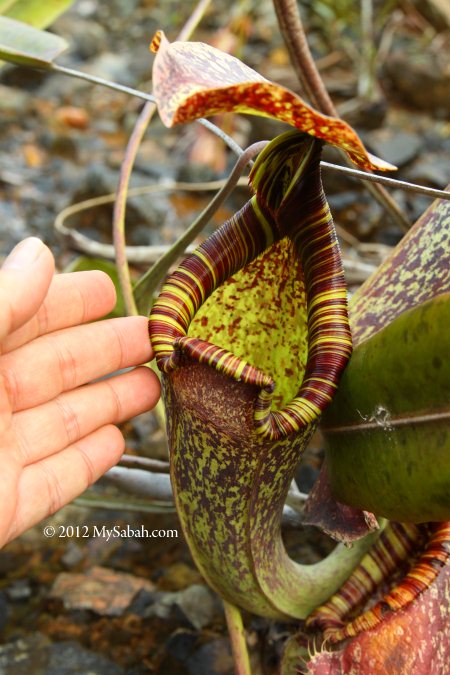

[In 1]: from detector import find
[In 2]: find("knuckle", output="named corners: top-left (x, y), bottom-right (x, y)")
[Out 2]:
top-left (55, 396), bottom-right (81, 445)
top-left (41, 464), bottom-right (64, 516)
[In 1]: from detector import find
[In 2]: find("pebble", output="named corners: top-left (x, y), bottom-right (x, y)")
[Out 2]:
top-left (142, 584), bottom-right (222, 630)
top-left (5, 580), bottom-right (32, 602)
top-left (49, 566), bottom-right (154, 616)
top-left (0, 591), bottom-right (9, 632)
top-left (365, 129), bottom-right (423, 168)
top-left (160, 631), bottom-right (235, 675)
top-left (0, 633), bottom-right (124, 675)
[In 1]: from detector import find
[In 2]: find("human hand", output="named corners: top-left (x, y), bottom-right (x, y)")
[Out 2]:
top-left (0, 238), bottom-right (160, 547)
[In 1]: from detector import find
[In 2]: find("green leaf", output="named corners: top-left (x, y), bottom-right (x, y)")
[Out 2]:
top-left (1, 0), bottom-right (74, 28)
top-left (320, 192), bottom-right (450, 522)
top-left (0, 1), bottom-right (16, 13)
top-left (323, 292), bottom-right (450, 522)
top-left (0, 16), bottom-right (67, 67)
top-left (65, 256), bottom-right (128, 320)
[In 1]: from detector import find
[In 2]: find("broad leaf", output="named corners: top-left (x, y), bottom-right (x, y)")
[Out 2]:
top-left (323, 293), bottom-right (450, 522)
top-left (1, 0), bottom-right (73, 28)
top-left (150, 31), bottom-right (395, 172)
top-left (321, 194), bottom-right (450, 521)
top-left (0, 16), bottom-right (67, 66)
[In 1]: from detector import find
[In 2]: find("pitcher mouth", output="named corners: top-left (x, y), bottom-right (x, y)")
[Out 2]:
top-left (149, 133), bottom-right (352, 441)
top-left (149, 231), bottom-right (350, 441)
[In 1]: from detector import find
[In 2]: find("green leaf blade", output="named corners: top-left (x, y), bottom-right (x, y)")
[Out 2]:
top-left (0, 16), bottom-right (67, 67)
top-left (323, 293), bottom-right (450, 522)
top-left (1, 0), bottom-right (73, 28)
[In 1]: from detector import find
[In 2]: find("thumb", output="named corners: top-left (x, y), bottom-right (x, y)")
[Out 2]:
top-left (0, 238), bottom-right (55, 343)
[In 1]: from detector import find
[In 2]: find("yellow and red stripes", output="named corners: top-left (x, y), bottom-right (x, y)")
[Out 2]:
top-left (306, 521), bottom-right (450, 642)
top-left (149, 131), bottom-right (352, 440)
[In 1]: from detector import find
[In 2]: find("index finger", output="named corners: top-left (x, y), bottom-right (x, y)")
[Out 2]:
top-left (2, 270), bottom-right (117, 354)
top-left (0, 239), bottom-right (54, 345)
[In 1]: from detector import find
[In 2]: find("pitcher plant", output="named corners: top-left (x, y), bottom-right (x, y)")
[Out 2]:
top-left (148, 29), bottom-right (450, 659)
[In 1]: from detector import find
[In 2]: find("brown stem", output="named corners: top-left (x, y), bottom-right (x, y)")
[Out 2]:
top-left (273, 0), bottom-right (336, 113)
top-left (272, 0), bottom-right (411, 231)
top-left (112, 0), bottom-right (213, 316)
top-left (113, 103), bottom-right (152, 316)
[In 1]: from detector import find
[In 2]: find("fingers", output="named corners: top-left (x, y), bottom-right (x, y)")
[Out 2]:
top-left (6, 424), bottom-right (126, 545)
top-left (12, 366), bottom-right (160, 466)
top-left (0, 315), bottom-right (153, 412)
top-left (0, 238), bottom-right (54, 343)
top-left (2, 270), bottom-right (117, 354)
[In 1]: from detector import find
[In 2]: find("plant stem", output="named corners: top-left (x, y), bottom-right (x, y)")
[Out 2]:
top-left (113, 102), bottom-right (150, 315)
top-left (51, 63), bottom-right (156, 102)
top-left (73, 493), bottom-right (176, 513)
top-left (358, 0), bottom-right (376, 100)
top-left (53, 61), bottom-right (245, 158)
top-left (223, 601), bottom-right (252, 675)
top-left (119, 455), bottom-right (170, 473)
top-left (111, 0), bottom-right (213, 315)
top-left (134, 141), bottom-right (268, 314)
top-left (272, 0), bottom-right (334, 112)
top-left (320, 162), bottom-right (450, 199)
top-left (272, 0), bottom-right (411, 231)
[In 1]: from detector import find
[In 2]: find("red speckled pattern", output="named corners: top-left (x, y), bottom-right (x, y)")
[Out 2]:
top-left (150, 31), bottom-right (395, 172)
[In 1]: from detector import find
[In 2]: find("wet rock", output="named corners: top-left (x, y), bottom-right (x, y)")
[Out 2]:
top-left (143, 584), bottom-right (222, 630)
top-left (0, 633), bottom-right (124, 675)
top-left (122, 410), bottom-right (168, 459)
top-left (61, 542), bottom-right (85, 570)
top-left (53, 16), bottom-right (107, 60)
top-left (50, 566), bottom-right (154, 616)
top-left (382, 35), bottom-right (450, 116)
top-left (405, 154), bottom-right (450, 188)
top-left (157, 562), bottom-right (203, 591)
top-left (158, 630), bottom-right (197, 674)
top-left (340, 96), bottom-right (388, 130)
top-left (127, 588), bottom-right (156, 617)
top-left (46, 640), bottom-right (124, 675)
top-left (295, 463), bottom-right (319, 493)
top-left (72, 163), bottom-right (173, 243)
top-left (185, 638), bottom-right (235, 675)
top-left (0, 84), bottom-right (30, 115)
top-left (83, 52), bottom-right (135, 87)
top-left (364, 129), bottom-right (423, 168)
top-left (5, 579), bottom-right (32, 602)
top-left (0, 591), bottom-right (9, 632)
top-left (176, 584), bottom-right (223, 630)
top-left (0, 633), bottom-right (51, 675)
top-left (160, 631), bottom-right (235, 675)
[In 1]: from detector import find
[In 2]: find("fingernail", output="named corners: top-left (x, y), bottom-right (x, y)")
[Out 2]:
top-left (2, 238), bottom-right (45, 270)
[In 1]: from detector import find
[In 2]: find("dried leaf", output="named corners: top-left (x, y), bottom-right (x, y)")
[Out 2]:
top-left (303, 463), bottom-right (379, 544)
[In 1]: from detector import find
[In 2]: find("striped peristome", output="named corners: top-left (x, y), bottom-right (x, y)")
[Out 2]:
top-left (148, 33), bottom-right (449, 634)
top-left (307, 521), bottom-right (450, 642)
top-left (149, 131), bottom-right (373, 619)
top-left (150, 131), bottom-right (352, 441)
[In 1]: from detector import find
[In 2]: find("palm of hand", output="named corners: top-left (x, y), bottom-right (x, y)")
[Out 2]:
top-left (0, 239), bottom-right (159, 547)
